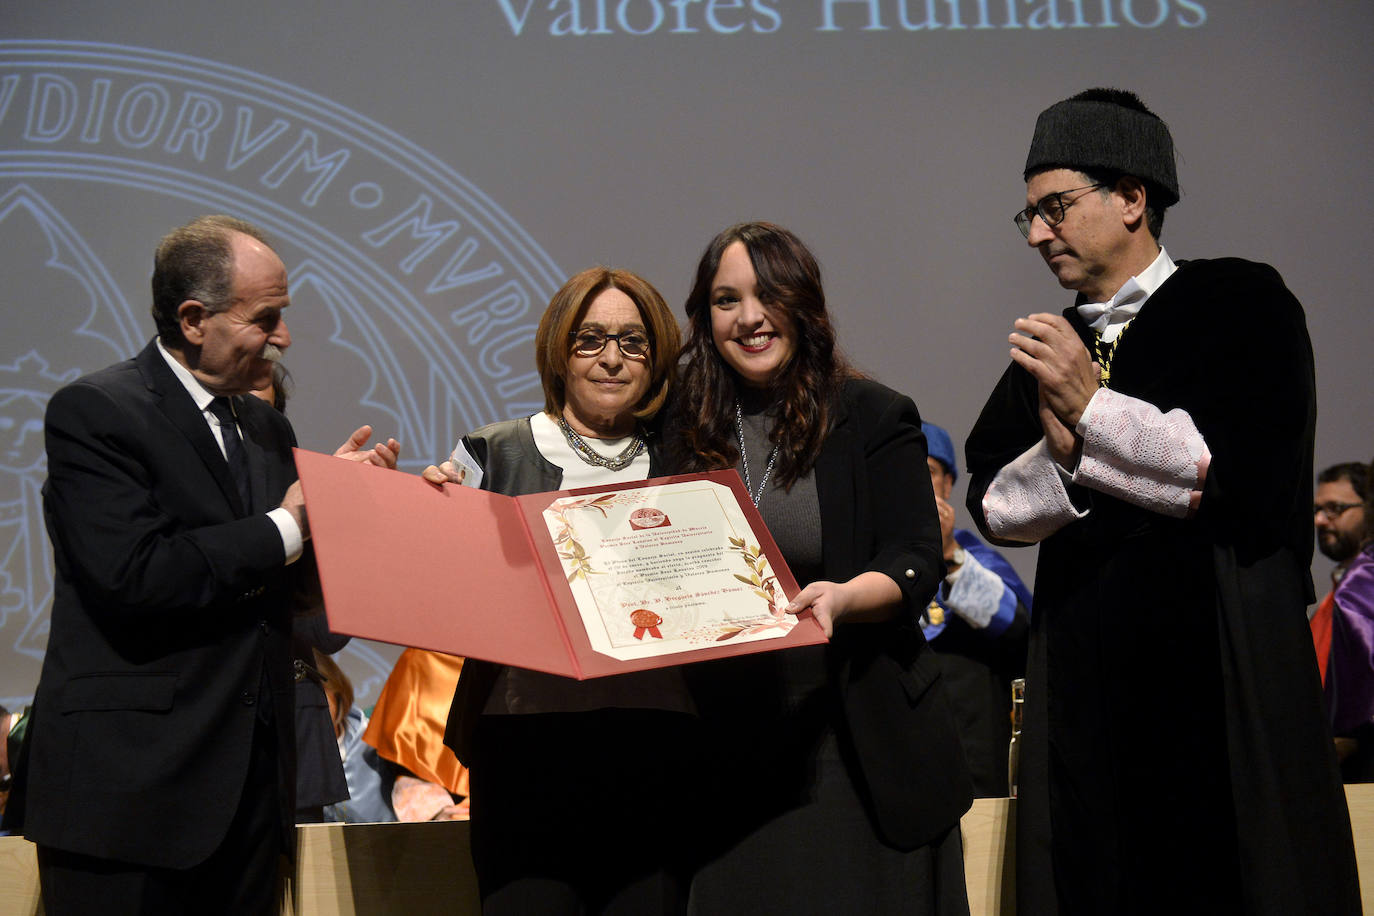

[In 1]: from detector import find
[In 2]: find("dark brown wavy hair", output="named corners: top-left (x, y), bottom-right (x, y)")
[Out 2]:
top-left (674, 222), bottom-right (851, 489)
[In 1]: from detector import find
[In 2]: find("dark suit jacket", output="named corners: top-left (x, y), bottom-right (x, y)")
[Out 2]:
top-left (293, 613), bottom-right (350, 813)
top-left (24, 340), bottom-right (300, 869)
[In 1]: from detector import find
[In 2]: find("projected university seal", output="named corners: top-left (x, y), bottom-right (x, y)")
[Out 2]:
top-left (0, 40), bottom-right (562, 701)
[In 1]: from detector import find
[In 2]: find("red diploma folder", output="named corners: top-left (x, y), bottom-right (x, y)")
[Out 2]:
top-left (294, 449), bottom-right (827, 679)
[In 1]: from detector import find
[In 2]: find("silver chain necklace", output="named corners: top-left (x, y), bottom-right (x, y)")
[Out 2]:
top-left (734, 400), bottom-right (780, 507)
top-left (556, 415), bottom-right (646, 471)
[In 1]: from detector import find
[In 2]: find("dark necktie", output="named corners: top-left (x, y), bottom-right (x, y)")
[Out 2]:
top-left (208, 396), bottom-right (252, 511)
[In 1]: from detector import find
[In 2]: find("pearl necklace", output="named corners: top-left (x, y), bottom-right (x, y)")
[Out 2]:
top-left (734, 400), bottom-right (780, 507)
top-left (556, 415), bottom-right (646, 471)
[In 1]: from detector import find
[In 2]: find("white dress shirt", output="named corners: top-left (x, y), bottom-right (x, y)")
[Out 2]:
top-left (156, 339), bottom-right (303, 564)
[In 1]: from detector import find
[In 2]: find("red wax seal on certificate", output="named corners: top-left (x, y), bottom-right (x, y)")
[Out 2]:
top-left (628, 507), bottom-right (669, 530)
top-left (631, 609), bottom-right (664, 640)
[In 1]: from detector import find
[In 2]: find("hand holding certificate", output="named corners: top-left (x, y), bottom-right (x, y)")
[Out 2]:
top-left (295, 449), bottom-right (827, 679)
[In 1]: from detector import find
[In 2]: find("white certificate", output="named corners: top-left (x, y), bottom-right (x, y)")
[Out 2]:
top-left (543, 477), bottom-right (800, 661)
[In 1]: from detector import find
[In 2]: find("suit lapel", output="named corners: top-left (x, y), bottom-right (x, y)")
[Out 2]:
top-left (135, 342), bottom-right (248, 517)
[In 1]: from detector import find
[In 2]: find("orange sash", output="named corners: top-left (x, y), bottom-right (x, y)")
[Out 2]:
top-left (363, 648), bottom-right (470, 797)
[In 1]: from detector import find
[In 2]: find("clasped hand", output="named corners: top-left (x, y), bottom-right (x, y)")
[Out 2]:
top-left (1008, 312), bottom-right (1099, 469)
top-left (935, 494), bottom-right (957, 564)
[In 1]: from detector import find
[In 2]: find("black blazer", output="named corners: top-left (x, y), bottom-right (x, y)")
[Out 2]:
top-left (24, 340), bottom-right (300, 868)
top-left (680, 379), bottom-right (973, 851)
top-left (808, 379), bottom-right (974, 850)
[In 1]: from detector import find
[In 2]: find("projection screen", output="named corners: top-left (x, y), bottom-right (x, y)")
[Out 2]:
top-left (2, 0), bottom-right (1370, 704)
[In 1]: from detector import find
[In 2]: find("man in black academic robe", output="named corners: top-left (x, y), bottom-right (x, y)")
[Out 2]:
top-left (965, 88), bottom-right (1359, 915)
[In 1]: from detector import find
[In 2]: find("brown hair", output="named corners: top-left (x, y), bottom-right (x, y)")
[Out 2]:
top-left (535, 267), bottom-right (680, 422)
top-left (674, 222), bottom-right (851, 489)
top-left (151, 214), bottom-right (273, 347)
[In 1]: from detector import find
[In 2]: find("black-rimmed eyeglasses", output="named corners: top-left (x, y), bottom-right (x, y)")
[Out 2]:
top-left (1314, 501), bottom-right (1362, 520)
top-left (570, 329), bottom-right (651, 360)
top-left (1014, 184), bottom-right (1105, 238)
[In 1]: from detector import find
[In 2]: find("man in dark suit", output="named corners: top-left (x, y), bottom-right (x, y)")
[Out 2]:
top-left (22, 215), bottom-right (399, 914)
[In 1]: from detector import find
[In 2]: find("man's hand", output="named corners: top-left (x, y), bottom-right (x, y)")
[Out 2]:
top-left (1039, 390), bottom-right (1083, 472)
top-left (334, 425), bottom-right (401, 469)
top-left (279, 480), bottom-right (308, 539)
top-left (934, 494), bottom-right (958, 565)
top-left (1009, 313), bottom-right (1097, 428)
top-left (279, 427), bottom-right (400, 539)
top-left (421, 461), bottom-right (466, 487)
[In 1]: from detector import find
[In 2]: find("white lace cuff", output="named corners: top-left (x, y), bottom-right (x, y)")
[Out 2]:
top-left (982, 438), bottom-right (1087, 543)
top-left (1073, 388), bottom-right (1210, 518)
top-left (943, 551), bottom-right (1004, 629)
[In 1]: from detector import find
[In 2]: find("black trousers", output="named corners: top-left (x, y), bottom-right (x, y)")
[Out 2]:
top-left (38, 716), bottom-right (286, 916)
top-left (469, 709), bottom-right (700, 916)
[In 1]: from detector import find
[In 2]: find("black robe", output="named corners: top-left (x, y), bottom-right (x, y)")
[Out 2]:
top-left (965, 258), bottom-right (1359, 915)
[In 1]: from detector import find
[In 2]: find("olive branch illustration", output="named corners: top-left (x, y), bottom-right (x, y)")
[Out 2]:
top-left (714, 537), bottom-right (792, 641)
top-left (549, 493), bottom-right (625, 582)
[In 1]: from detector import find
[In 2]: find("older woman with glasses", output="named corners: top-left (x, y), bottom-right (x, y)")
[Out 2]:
top-left (423, 267), bottom-right (695, 915)
top-left (668, 222), bottom-right (973, 913)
